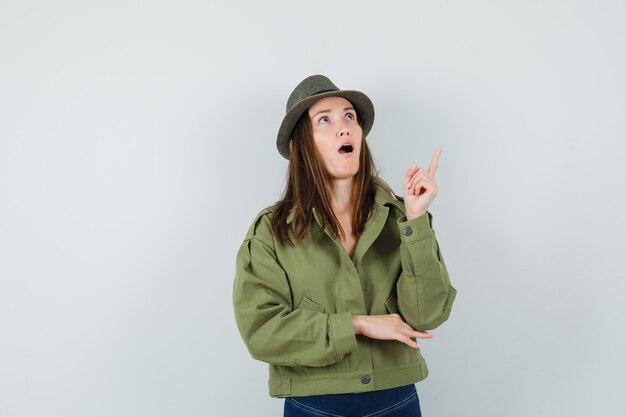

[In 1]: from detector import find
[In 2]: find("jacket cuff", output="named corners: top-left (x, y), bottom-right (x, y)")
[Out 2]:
top-left (397, 211), bottom-right (434, 242)
top-left (329, 312), bottom-right (358, 360)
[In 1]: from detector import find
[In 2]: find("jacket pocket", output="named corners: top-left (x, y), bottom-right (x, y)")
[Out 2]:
top-left (296, 296), bottom-right (326, 313)
top-left (384, 292), bottom-right (399, 315)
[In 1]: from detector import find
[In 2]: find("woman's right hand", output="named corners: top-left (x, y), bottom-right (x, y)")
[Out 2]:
top-left (352, 314), bottom-right (433, 349)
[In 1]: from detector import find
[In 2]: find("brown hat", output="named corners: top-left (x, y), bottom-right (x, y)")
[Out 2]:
top-left (276, 75), bottom-right (375, 160)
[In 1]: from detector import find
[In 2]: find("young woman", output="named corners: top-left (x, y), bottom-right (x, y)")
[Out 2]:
top-left (233, 75), bottom-right (456, 417)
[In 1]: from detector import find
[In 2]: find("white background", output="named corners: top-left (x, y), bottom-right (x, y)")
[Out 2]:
top-left (1, 1), bottom-right (625, 416)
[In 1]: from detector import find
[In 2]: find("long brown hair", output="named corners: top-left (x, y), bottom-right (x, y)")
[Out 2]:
top-left (270, 110), bottom-right (390, 246)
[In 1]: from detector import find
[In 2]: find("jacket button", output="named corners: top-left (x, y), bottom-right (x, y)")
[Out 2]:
top-left (403, 227), bottom-right (413, 236)
top-left (360, 375), bottom-right (371, 384)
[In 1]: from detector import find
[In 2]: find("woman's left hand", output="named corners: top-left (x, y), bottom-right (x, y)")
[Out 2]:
top-left (403, 147), bottom-right (441, 220)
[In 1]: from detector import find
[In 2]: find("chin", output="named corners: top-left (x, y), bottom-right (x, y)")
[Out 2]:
top-left (331, 170), bottom-right (359, 181)
top-left (327, 163), bottom-right (360, 181)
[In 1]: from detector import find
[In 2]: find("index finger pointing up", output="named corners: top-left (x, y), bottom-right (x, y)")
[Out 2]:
top-left (428, 147), bottom-right (442, 176)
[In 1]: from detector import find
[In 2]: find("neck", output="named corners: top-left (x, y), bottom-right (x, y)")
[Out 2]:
top-left (327, 178), bottom-right (354, 215)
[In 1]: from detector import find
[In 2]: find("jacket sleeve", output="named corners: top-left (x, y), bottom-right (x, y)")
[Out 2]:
top-left (232, 215), bottom-right (358, 367)
top-left (394, 211), bottom-right (456, 331)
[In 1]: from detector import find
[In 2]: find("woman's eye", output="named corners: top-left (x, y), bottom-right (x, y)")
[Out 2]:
top-left (345, 113), bottom-right (355, 121)
top-left (319, 116), bottom-right (330, 124)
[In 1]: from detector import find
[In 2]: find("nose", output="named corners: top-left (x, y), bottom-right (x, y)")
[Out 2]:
top-left (338, 120), bottom-right (350, 137)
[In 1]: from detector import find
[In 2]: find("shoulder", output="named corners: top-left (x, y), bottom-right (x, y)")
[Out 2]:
top-left (372, 180), bottom-right (406, 216)
top-left (243, 207), bottom-right (277, 245)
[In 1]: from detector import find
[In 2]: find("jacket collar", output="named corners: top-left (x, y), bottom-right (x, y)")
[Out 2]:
top-left (372, 181), bottom-right (405, 215)
top-left (285, 207), bottom-right (324, 227)
top-left (285, 181), bottom-right (405, 226)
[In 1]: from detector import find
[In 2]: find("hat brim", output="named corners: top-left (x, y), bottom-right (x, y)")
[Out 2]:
top-left (276, 90), bottom-right (375, 160)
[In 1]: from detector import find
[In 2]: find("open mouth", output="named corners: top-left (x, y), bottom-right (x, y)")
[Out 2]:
top-left (338, 143), bottom-right (354, 154)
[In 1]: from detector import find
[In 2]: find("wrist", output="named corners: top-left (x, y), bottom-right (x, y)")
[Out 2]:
top-left (352, 315), bottom-right (363, 335)
top-left (406, 210), bottom-right (427, 221)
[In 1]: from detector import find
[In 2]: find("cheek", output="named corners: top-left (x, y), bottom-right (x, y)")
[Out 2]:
top-left (313, 137), bottom-right (334, 157)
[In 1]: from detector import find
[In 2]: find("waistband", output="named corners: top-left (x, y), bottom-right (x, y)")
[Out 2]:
top-left (287, 384), bottom-right (417, 416)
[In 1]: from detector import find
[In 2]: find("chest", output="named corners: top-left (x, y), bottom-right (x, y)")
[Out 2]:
top-left (275, 209), bottom-right (402, 315)
top-left (338, 217), bottom-right (357, 258)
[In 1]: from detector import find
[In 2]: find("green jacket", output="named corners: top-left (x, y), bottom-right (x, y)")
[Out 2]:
top-left (233, 183), bottom-right (456, 397)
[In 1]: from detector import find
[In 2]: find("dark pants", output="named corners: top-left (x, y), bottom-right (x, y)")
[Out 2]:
top-left (283, 384), bottom-right (422, 417)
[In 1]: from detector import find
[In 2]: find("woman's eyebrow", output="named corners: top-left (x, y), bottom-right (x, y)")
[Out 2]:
top-left (311, 109), bottom-right (331, 119)
top-left (311, 107), bottom-right (355, 119)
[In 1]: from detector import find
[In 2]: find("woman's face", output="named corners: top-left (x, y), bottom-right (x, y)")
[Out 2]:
top-left (307, 96), bottom-right (363, 181)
